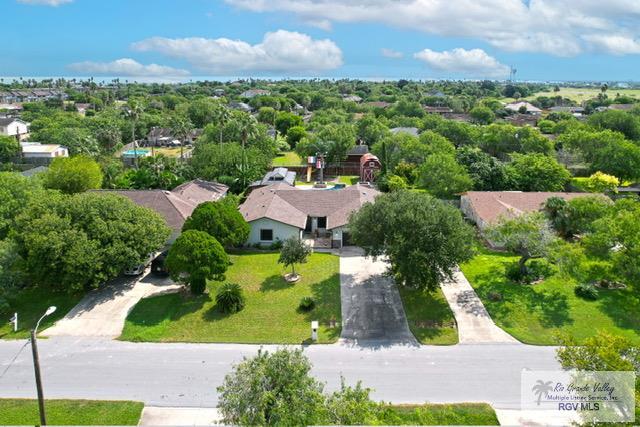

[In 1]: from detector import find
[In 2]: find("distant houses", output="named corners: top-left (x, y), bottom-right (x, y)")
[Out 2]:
top-left (390, 127), bottom-right (420, 137)
top-left (0, 88), bottom-right (67, 104)
top-left (505, 101), bottom-right (542, 115)
top-left (240, 89), bottom-right (270, 99)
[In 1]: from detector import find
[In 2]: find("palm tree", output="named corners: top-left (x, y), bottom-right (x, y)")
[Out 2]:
top-left (233, 113), bottom-right (259, 188)
top-left (124, 100), bottom-right (144, 169)
top-left (212, 103), bottom-right (231, 144)
top-left (170, 115), bottom-right (194, 161)
top-left (532, 380), bottom-right (554, 406)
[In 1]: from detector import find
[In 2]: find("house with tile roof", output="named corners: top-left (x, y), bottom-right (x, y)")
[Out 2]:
top-left (240, 183), bottom-right (379, 248)
top-left (20, 141), bottom-right (68, 164)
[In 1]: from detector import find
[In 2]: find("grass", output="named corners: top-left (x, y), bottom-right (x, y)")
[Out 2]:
top-left (121, 252), bottom-right (341, 344)
top-left (272, 151), bottom-right (304, 166)
top-left (0, 286), bottom-right (83, 339)
top-left (0, 399), bottom-right (143, 426)
top-left (460, 247), bottom-right (640, 345)
top-left (336, 175), bottom-right (360, 185)
top-left (399, 287), bottom-right (458, 345)
top-left (152, 147), bottom-right (184, 157)
top-left (503, 87), bottom-right (640, 104)
top-left (382, 403), bottom-right (499, 425)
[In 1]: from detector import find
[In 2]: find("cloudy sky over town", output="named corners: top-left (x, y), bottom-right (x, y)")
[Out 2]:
top-left (4, 0), bottom-right (640, 81)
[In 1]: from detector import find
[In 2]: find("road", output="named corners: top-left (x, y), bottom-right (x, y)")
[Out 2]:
top-left (0, 338), bottom-right (560, 409)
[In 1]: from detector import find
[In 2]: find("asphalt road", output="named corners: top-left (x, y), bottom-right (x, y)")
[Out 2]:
top-left (0, 338), bottom-right (561, 409)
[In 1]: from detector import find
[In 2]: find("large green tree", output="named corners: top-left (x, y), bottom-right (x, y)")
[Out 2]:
top-left (506, 153), bottom-right (571, 192)
top-left (0, 135), bottom-right (20, 163)
top-left (348, 191), bottom-right (475, 290)
top-left (43, 155), bottom-right (103, 194)
top-left (166, 230), bottom-right (229, 294)
top-left (182, 198), bottom-right (249, 247)
top-left (417, 154), bottom-right (473, 199)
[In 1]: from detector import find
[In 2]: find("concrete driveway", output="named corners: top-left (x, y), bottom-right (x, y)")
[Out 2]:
top-left (44, 271), bottom-right (181, 338)
top-left (339, 247), bottom-right (417, 345)
top-left (441, 270), bottom-right (518, 344)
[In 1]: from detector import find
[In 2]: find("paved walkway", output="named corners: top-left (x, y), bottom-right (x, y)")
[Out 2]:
top-left (339, 247), bottom-right (417, 345)
top-left (139, 407), bottom-right (222, 426)
top-left (441, 270), bottom-right (518, 344)
top-left (45, 271), bottom-right (181, 338)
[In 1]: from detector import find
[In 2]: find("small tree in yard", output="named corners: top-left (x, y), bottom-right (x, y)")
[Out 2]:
top-left (182, 198), bottom-right (250, 247)
top-left (166, 230), bottom-right (229, 295)
top-left (278, 237), bottom-right (311, 280)
top-left (486, 212), bottom-right (557, 278)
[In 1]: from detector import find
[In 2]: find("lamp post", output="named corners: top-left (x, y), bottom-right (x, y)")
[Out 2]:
top-left (31, 306), bottom-right (56, 426)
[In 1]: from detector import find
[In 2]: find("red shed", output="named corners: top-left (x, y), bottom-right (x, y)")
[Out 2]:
top-left (360, 153), bottom-right (381, 183)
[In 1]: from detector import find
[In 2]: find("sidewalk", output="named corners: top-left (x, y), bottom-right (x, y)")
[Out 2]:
top-left (139, 407), bottom-right (222, 426)
top-left (441, 270), bottom-right (519, 344)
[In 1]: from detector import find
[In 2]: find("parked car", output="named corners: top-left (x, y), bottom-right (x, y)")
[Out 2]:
top-left (151, 251), bottom-right (169, 277)
top-left (124, 254), bottom-right (154, 276)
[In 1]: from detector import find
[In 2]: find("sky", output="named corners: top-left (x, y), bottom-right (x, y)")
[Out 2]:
top-left (3, 0), bottom-right (640, 82)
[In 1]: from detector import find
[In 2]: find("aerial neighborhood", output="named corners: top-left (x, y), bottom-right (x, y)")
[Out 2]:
top-left (1, 2), bottom-right (640, 425)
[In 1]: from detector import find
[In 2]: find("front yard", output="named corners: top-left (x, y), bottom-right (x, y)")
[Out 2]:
top-left (461, 248), bottom-right (640, 345)
top-left (121, 252), bottom-right (341, 344)
top-left (0, 399), bottom-right (143, 426)
top-left (399, 287), bottom-right (458, 345)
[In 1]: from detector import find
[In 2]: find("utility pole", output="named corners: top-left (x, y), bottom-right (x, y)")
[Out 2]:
top-left (30, 330), bottom-right (47, 426)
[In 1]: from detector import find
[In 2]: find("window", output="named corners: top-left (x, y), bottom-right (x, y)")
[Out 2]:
top-left (317, 217), bottom-right (327, 228)
top-left (260, 229), bottom-right (273, 241)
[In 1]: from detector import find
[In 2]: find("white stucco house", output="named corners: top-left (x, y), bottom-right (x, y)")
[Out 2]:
top-left (239, 182), bottom-right (379, 248)
top-left (0, 117), bottom-right (29, 139)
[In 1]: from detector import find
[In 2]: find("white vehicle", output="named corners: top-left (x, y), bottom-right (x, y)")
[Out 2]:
top-left (123, 254), bottom-right (154, 276)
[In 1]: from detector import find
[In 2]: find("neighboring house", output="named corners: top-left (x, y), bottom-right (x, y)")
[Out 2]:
top-left (240, 182), bottom-right (379, 248)
top-left (250, 167), bottom-right (297, 190)
top-left (75, 103), bottom-right (92, 115)
top-left (145, 127), bottom-right (201, 146)
top-left (0, 88), bottom-right (67, 103)
top-left (345, 144), bottom-right (370, 166)
top-left (101, 180), bottom-right (229, 242)
top-left (390, 127), bottom-right (420, 137)
top-left (240, 89), bottom-right (270, 99)
top-left (20, 142), bottom-right (69, 165)
top-left (0, 117), bottom-right (29, 139)
top-left (213, 88), bottom-right (225, 97)
top-left (228, 102), bottom-right (253, 112)
top-left (608, 103), bottom-right (636, 111)
top-left (424, 106), bottom-right (453, 114)
top-left (505, 101), bottom-right (542, 115)
top-left (342, 95), bottom-right (363, 103)
top-left (460, 191), bottom-right (596, 243)
top-left (0, 103), bottom-right (23, 112)
top-left (549, 106), bottom-right (584, 116)
top-left (363, 101), bottom-right (392, 109)
top-left (502, 113), bottom-right (539, 127)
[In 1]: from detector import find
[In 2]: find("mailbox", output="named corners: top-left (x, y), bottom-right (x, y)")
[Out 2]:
top-left (311, 320), bottom-right (319, 342)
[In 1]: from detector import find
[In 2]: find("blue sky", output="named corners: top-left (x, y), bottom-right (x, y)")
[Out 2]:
top-left (3, 0), bottom-right (640, 82)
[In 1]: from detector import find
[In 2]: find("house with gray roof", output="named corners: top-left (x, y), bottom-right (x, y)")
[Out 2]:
top-left (390, 127), bottom-right (419, 137)
top-left (240, 183), bottom-right (379, 248)
top-left (249, 167), bottom-right (296, 190)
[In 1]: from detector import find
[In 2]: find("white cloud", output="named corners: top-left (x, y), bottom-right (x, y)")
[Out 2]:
top-left (381, 48), bottom-right (403, 59)
top-left (414, 48), bottom-right (509, 78)
top-left (68, 58), bottom-right (190, 77)
top-left (17, 0), bottom-right (72, 5)
top-left (225, 0), bottom-right (640, 56)
top-left (582, 34), bottom-right (640, 55)
top-left (131, 30), bottom-right (343, 75)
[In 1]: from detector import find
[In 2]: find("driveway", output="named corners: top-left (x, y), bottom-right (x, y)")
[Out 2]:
top-left (339, 247), bottom-right (417, 345)
top-left (44, 271), bottom-right (181, 338)
top-left (441, 270), bottom-right (518, 344)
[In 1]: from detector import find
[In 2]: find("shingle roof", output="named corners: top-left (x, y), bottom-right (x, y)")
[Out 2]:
top-left (462, 191), bottom-right (599, 225)
top-left (240, 184), bottom-right (379, 230)
top-left (171, 179), bottom-right (229, 205)
top-left (390, 127), bottom-right (419, 136)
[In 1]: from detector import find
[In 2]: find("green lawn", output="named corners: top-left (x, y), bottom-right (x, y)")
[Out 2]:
top-left (0, 399), bottom-right (143, 426)
top-left (121, 252), bottom-right (341, 344)
top-left (382, 403), bottom-right (499, 425)
top-left (336, 175), bottom-right (360, 185)
top-left (272, 151), bottom-right (304, 166)
top-left (503, 87), bottom-right (640, 104)
top-left (460, 248), bottom-right (640, 345)
top-left (0, 287), bottom-right (84, 339)
top-left (399, 287), bottom-right (458, 345)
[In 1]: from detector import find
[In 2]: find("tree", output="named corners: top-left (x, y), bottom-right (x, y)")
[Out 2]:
top-left (583, 172), bottom-right (620, 193)
top-left (286, 125), bottom-right (306, 148)
top-left (169, 114), bottom-right (194, 160)
top-left (456, 146), bottom-right (509, 191)
top-left (0, 172), bottom-right (45, 239)
top-left (469, 106), bottom-right (495, 125)
top-left (43, 156), bottom-right (103, 194)
top-left (182, 198), bottom-right (249, 247)
top-left (0, 135), bottom-right (20, 162)
top-left (588, 109), bottom-right (640, 141)
top-left (275, 111), bottom-right (303, 136)
top-left (506, 153), bottom-right (571, 191)
top-left (480, 124), bottom-right (554, 158)
top-left (124, 100), bottom-right (144, 168)
top-left (417, 154), bottom-right (473, 199)
top-left (217, 348), bottom-right (326, 426)
top-left (348, 191), bottom-right (475, 290)
top-left (166, 230), bottom-right (229, 294)
top-left (544, 195), bottom-right (612, 239)
top-left (486, 212), bottom-right (557, 276)
top-left (13, 192), bottom-right (170, 293)
top-left (278, 237), bottom-right (311, 278)
top-left (211, 102), bottom-right (231, 144)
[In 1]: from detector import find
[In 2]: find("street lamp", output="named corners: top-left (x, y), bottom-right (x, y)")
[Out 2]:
top-left (31, 306), bottom-right (56, 426)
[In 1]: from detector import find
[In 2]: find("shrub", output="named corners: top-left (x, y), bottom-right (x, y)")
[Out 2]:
top-left (216, 283), bottom-right (245, 314)
top-left (505, 259), bottom-right (553, 284)
top-left (574, 283), bottom-right (599, 300)
top-left (298, 296), bottom-right (316, 312)
top-left (269, 239), bottom-right (284, 250)
top-left (487, 291), bottom-right (503, 302)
